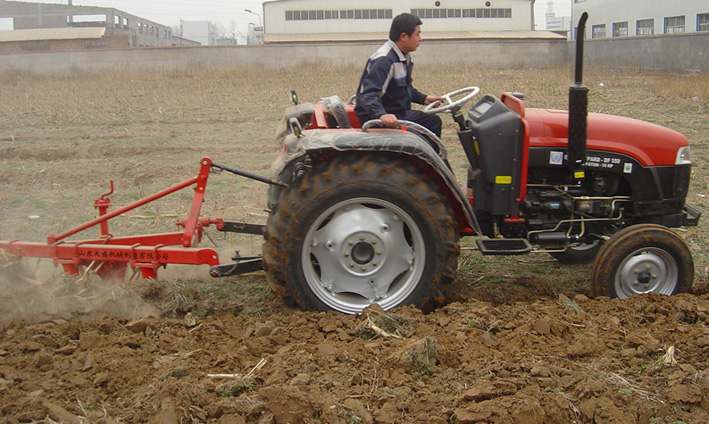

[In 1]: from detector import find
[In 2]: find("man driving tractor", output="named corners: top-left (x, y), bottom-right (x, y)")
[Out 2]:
top-left (354, 13), bottom-right (443, 148)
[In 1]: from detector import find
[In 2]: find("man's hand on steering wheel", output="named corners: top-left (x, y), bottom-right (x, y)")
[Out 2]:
top-left (423, 86), bottom-right (480, 114)
top-left (424, 95), bottom-right (444, 106)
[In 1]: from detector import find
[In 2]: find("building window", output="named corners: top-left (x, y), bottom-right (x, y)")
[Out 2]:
top-left (411, 8), bottom-right (511, 19)
top-left (83, 38), bottom-right (109, 48)
top-left (698, 13), bottom-right (709, 31)
top-left (613, 21), bottom-right (628, 37)
top-left (592, 24), bottom-right (606, 38)
top-left (636, 19), bottom-right (653, 35)
top-left (664, 16), bottom-right (685, 33)
top-left (22, 40), bottom-right (49, 51)
top-left (286, 9), bottom-right (391, 21)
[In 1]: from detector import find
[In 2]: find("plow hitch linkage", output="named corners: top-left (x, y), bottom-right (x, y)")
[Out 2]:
top-left (0, 158), bottom-right (272, 281)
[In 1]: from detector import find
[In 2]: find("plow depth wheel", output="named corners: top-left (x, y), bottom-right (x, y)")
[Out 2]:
top-left (591, 224), bottom-right (693, 298)
top-left (263, 154), bottom-right (459, 314)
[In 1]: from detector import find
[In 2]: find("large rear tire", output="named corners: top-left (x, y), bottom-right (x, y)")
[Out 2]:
top-left (591, 224), bottom-right (693, 298)
top-left (263, 154), bottom-right (459, 314)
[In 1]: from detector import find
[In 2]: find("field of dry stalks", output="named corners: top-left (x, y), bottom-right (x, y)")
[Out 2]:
top-left (1, 64), bottom-right (707, 300)
top-left (0, 64), bottom-right (708, 423)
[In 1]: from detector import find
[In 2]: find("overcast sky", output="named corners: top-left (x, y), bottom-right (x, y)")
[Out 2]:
top-left (2, 1), bottom-right (573, 36)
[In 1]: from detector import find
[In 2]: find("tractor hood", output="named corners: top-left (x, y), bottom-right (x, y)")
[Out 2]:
top-left (525, 108), bottom-right (689, 167)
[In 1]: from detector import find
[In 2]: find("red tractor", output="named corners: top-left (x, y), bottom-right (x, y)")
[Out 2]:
top-left (259, 13), bottom-right (699, 313)
top-left (0, 14), bottom-right (699, 315)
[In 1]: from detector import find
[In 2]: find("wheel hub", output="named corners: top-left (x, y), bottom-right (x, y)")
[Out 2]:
top-left (637, 270), bottom-right (652, 285)
top-left (351, 241), bottom-right (376, 265)
top-left (339, 232), bottom-right (385, 275)
top-left (303, 199), bottom-right (423, 313)
top-left (616, 248), bottom-right (677, 297)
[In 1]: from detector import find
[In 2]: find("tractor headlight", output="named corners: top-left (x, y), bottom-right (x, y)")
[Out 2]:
top-left (675, 146), bottom-right (691, 165)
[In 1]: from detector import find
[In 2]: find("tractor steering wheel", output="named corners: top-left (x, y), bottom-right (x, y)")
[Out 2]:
top-left (424, 86), bottom-right (480, 114)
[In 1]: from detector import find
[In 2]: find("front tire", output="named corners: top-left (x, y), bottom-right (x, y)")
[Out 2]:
top-left (591, 224), bottom-right (693, 298)
top-left (263, 154), bottom-right (459, 314)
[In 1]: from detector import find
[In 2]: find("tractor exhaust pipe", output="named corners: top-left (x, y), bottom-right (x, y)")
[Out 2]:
top-left (568, 12), bottom-right (589, 170)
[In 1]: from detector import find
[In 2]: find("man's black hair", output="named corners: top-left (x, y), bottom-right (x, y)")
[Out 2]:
top-left (389, 13), bottom-right (422, 42)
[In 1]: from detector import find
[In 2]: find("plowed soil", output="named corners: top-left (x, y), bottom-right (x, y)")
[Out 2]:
top-left (1, 65), bottom-right (708, 424)
top-left (1, 280), bottom-right (708, 424)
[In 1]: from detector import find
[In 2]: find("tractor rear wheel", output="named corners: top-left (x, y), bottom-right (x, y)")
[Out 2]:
top-left (263, 154), bottom-right (459, 314)
top-left (591, 224), bottom-right (693, 298)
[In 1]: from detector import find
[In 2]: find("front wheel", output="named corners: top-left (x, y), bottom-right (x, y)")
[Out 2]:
top-left (263, 154), bottom-right (459, 314)
top-left (591, 224), bottom-right (693, 298)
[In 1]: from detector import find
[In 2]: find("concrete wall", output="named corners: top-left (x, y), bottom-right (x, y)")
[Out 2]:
top-left (0, 38), bottom-right (568, 75)
top-left (576, 32), bottom-right (708, 73)
top-left (0, 32), bottom-right (706, 75)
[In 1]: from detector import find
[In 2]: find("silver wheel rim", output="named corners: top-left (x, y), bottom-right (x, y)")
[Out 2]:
top-left (302, 197), bottom-right (426, 314)
top-left (614, 247), bottom-right (678, 298)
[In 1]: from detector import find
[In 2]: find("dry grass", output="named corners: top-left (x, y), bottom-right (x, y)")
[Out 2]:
top-left (1, 64), bottom-right (708, 305)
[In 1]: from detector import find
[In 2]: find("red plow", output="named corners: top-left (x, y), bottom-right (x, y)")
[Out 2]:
top-left (0, 158), bottom-right (271, 281)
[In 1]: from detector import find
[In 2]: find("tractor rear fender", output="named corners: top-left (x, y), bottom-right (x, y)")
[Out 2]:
top-left (269, 129), bottom-right (481, 235)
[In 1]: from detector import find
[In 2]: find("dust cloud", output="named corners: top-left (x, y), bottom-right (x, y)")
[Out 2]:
top-left (0, 257), bottom-right (159, 324)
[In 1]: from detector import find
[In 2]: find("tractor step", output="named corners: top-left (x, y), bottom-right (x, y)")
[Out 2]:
top-left (475, 238), bottom-right (532, 255)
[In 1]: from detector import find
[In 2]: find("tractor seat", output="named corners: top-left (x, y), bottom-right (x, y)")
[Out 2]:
top-left (322, 95), bottom-right (352, 129)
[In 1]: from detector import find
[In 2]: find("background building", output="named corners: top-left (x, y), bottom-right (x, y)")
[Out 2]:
top-left (263, 0), bottom-right (537, 42)
top-left (571, 0), bottom-right (708, 39)
top-left (246, 24), bottom-right (264, 45)
top-left (545, 1), bottom-right (571, 35)
top-left (0, 1), bottom-right (180, 48)
top-left (180, 20), bottom-right (217, 46)
top-left (0, 27), bottom-right (129, 52)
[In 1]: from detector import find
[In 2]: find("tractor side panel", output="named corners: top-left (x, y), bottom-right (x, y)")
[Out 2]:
top-left (465, 95), bottom-right (525, 217)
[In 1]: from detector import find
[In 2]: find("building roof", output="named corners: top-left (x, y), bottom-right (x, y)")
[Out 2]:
top-left (0, 27), bottom-right (106, 42)
top-left (265, 30), bottom-right (566, 43)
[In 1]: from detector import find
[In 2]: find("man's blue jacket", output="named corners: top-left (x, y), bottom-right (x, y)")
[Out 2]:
top-left (354, 40), bottom-right (428, 121)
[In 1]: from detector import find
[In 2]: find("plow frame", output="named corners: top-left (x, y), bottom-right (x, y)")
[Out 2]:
top-left (0, 158), bottom-right (265, 280)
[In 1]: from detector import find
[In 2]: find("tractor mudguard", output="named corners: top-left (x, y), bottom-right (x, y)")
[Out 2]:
top-left (269, 129), bottom-right (481, 235)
